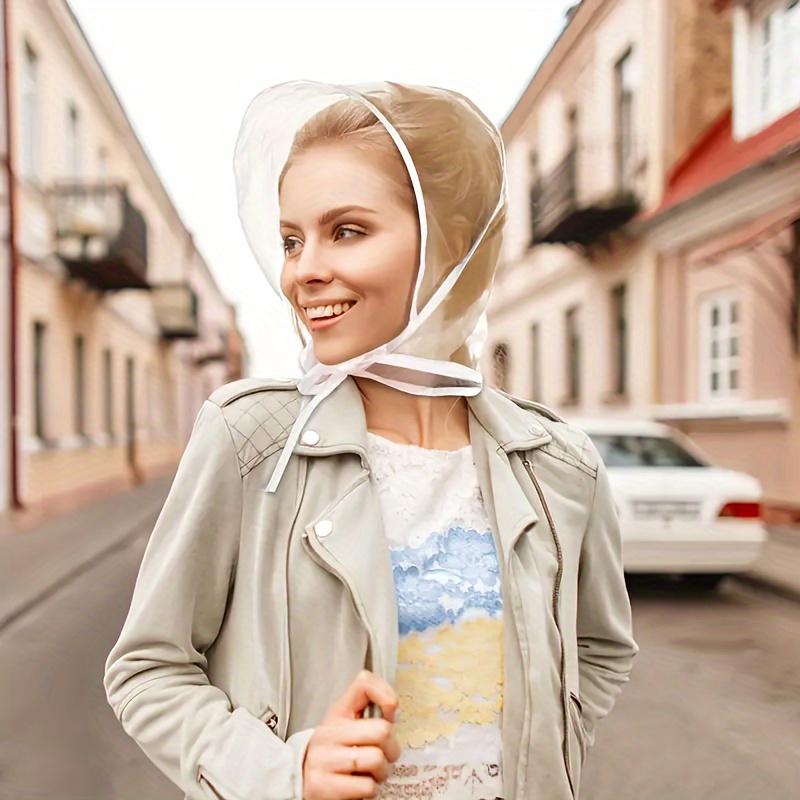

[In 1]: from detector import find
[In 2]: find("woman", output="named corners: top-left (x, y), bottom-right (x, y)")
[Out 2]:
top-left (104, 81), bottom-right (638, 800)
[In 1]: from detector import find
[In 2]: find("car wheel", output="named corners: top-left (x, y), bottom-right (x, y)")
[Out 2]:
top-left (683, 573), bottom-right (728, 591)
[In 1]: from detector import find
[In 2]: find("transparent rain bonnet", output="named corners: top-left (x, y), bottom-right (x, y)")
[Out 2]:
top-left (233, 80), bottom-right (508, 492)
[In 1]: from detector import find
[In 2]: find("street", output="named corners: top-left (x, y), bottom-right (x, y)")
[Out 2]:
top-left (0, 530), bottom-right (798, 800)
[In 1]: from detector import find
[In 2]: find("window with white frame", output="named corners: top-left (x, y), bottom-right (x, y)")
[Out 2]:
top-left (21, 42), bottom-right (40, 180)
top-left (734, 0), bottom-right (800, 138)
top-left (700, 294), bottom-right (741, 401)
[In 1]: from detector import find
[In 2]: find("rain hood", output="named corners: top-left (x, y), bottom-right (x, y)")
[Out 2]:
top-left (233, 80), bottom-right (507, 492)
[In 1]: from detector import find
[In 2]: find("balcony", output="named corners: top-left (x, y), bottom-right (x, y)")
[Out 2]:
top-left (50, 182), bottom-right (149, 290)
top-left (151, 282), bottom-right (200, 339)
top-left (194, 327), bottom-right (229, 367)
top-left (530, 142), bottom-right (642, 247)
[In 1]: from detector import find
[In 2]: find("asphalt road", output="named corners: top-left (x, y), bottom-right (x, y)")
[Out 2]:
top-left (0, 533), bottom-right (798, 800)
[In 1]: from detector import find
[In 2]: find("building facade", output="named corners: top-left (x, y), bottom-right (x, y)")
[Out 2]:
top-left (3, 0), bottom-right (246, 515)
top-left (642, 0), bottom-right (800, 515)
top-left (487, 0), bottom-right (800, 514)
top-left (487, 0), bottom-right (731, 416)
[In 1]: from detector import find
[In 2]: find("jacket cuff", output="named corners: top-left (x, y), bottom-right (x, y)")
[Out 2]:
top-left (286, 727), bottom-right (316, 800)
top-left (195, 708), bottom-right (313, 800)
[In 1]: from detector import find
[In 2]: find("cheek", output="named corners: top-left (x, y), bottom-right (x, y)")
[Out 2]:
top-left (279, 263), bottom-right (294, 300)
top-left (375, 223), bottom-right (419, 285)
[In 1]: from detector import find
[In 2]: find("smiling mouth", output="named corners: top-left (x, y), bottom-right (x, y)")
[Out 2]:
top-left (303, 301), bottom-right (357, 327)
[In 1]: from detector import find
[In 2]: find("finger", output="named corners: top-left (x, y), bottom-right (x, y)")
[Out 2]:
top-left (328, 745), bottom-right (389, 783)
top-left (322, 719), bottom-right (402, 763)
top-left (306, 772), bottom-right (378, 800)
top-left (328, 670), bottom-right (399, 723)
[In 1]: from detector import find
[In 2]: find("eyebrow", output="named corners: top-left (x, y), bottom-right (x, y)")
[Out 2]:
top-left (279, 205), bottom-right (378, 230)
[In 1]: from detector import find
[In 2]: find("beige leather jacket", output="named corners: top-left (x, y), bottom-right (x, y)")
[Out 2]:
top-left (104, 376), bottom-right (638, 800)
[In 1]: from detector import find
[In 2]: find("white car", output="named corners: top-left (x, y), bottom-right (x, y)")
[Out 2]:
top-left (570, 418), bottom-right (767, 589)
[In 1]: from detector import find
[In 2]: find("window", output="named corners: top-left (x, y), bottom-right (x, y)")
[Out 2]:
top-left (530, 323), bottom-right (542, 402)
top-left (21, 42), bottom-right (40, 180)
top-left (611, 283), bottom-right (628, 396)
top-left (736, 0), bottom-right (800, 136)
top-left (591, 435), bottom-right (706, 468)
top-left (125, 356), bottom-right (136, 449)
top-left (614, 48), bottom-right (636, 192)
top-left (33, 321), bottom-right (46, 440)
top-left (66, 102), bottom-right (81, 177)
top-left (493, 343), bottom-right (510, 393)
top-left (700, 294), bottom-right (741, 400)
top-left (758, 1), bottom-right (800, 122)
top-left (74, 335), bottom-right (86, 437)
top-left (566, 107), bottom-right (579, 201)
top-left (565, 306), bottom-right (581, 402)
top-left (529, 151), bottom-right (541, 246)
top-left (103, 348), bottom-right (114, 439)
top-left (567, 106), bottom-right (579, 152)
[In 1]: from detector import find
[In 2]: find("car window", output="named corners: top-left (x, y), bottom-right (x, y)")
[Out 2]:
top-left (590, 434), bottom-right (706, 468)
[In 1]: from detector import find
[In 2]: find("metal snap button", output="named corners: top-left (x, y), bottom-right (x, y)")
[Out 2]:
top-left (314, 519), bottom-right (334, 538)
top-left (301, 430), bottom-right (320, 446)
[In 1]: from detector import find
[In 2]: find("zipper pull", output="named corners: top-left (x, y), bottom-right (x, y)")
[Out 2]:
top-left (263, 710), bottom-right (279, 732)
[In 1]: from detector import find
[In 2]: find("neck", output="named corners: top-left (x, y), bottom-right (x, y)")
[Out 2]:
top-left (354, 377), bottom-right (471, 450)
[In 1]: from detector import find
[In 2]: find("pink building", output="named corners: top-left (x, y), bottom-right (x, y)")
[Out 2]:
top-left (642, 0), bottom-right (800, 518)
top-left (488, 0), bottom-right (799, 518)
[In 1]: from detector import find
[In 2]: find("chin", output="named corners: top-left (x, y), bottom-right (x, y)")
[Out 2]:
top-left (311, 328), bottom-right (403, 366)
top-left (312, 343), bottom-right (367, 366)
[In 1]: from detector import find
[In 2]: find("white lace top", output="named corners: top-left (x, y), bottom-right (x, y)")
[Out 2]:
top-left (366, 433), bottom-right (505, 800)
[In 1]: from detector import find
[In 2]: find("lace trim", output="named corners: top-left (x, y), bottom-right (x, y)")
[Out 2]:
top-left (365, 432), bottom-right (490, 549)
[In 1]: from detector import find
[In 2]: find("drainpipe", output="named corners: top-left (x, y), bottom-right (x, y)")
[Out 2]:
top-left (3, 0), bottom-right (22, 510)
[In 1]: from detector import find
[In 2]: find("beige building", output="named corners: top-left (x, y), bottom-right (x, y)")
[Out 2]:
top-left (487, 0), bottom-right (800, 514)
top-left (487, 0), bottom-right (731, 412)
top-left (3, 0), bottom-right (246, 517)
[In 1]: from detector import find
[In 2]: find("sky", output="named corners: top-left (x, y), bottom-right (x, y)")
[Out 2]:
top-left (67, 0), bottom-right (576, 378)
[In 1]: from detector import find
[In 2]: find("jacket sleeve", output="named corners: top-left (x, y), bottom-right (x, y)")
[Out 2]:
top-left (103, 400), bottom-right (314, 800)
top-left (575, 435), bottom-right (639, 748)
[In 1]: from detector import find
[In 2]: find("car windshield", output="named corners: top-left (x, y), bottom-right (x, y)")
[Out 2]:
top-left (590, 434), bottom-right (707, 468)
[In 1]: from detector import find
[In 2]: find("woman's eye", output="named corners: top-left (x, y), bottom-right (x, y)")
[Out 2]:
top-left (334, 226), bottom-right (364, 241)
top-left (283, 236), bottom-right (301, 254)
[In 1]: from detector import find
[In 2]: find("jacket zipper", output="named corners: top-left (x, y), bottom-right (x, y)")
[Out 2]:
top-left (522, 457), bottom-right (575, 798)
top-left (261, 707), bottom-right (280, 733)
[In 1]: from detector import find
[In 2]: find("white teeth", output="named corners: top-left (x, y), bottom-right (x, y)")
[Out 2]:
top-left (305, 302), bottom-right (355, 320)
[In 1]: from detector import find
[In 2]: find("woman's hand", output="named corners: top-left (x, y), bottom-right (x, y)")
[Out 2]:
top-left (302, 670), bottom-right (401, 800)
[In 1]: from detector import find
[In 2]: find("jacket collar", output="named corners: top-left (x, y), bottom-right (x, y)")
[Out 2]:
top-left (293, 375), bottom-right (552, 460)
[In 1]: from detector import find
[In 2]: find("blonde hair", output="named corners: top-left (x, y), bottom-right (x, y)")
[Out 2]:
top-left (279, 84), bottom-right (505, 365)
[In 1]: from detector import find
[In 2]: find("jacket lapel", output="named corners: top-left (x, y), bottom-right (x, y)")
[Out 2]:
top-left (294, 378), bottom-right (399, 683)
top-left (469, 414), bottom-right (540, 567)
top-left (467, 388), bottom-right (552, 564)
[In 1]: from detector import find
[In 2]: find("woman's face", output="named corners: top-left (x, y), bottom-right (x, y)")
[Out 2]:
top-left (279, 141), bottom-right (420, 365)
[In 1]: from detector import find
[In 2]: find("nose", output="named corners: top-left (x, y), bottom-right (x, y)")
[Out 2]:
top-left (293, 239), bottom-right (334, 286)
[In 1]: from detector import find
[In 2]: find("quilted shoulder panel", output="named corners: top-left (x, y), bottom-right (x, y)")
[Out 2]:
top-left (215, 385), bottom-right (304, 477)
